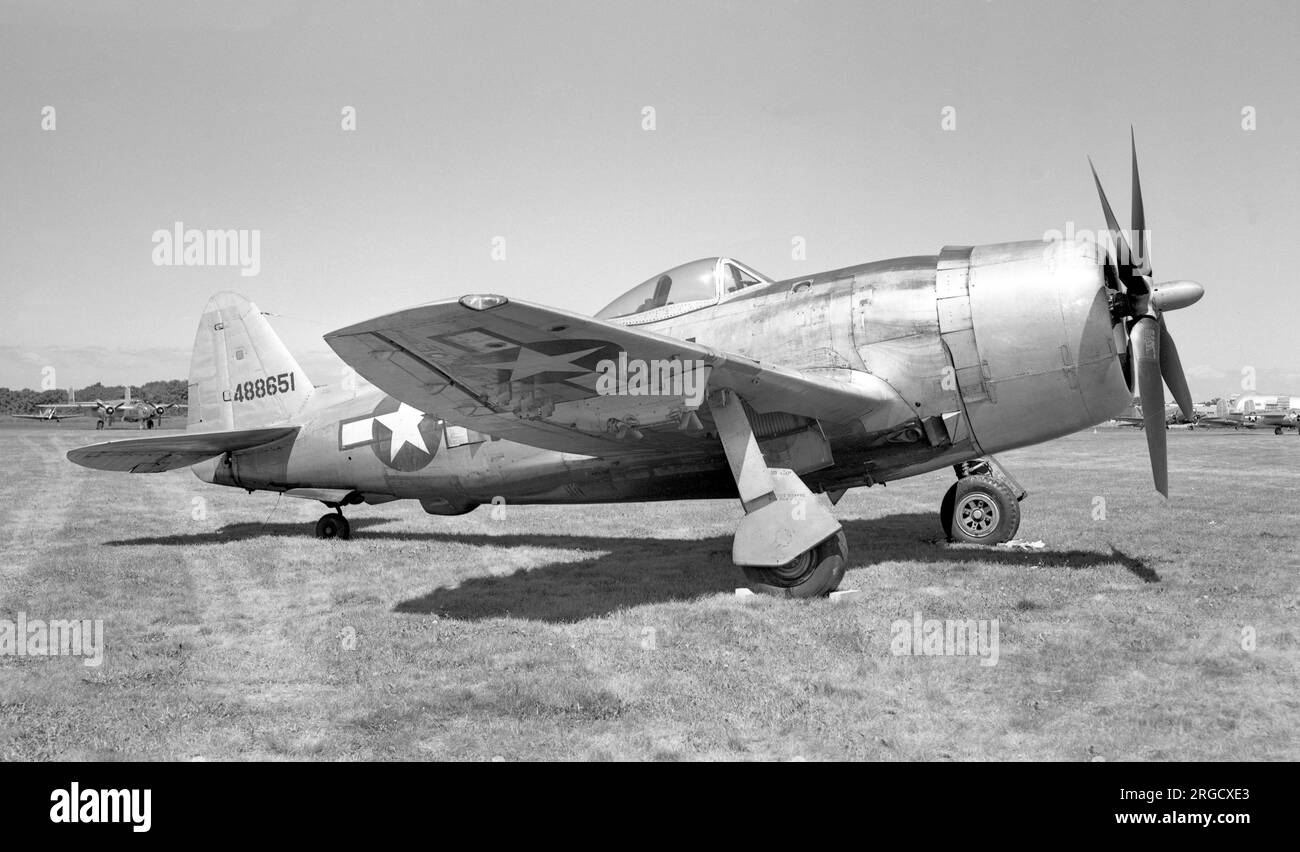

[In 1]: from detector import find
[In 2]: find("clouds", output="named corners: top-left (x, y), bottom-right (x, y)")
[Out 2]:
top-left (1185, 364), bottom-right (1227, 380)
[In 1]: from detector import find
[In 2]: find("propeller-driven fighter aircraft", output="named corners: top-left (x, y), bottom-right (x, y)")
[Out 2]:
top-left (10, 389), bottom-right (86, 423)
top-left (68, 137), bottom-right (1204, 597)
top-left (11, 407), bottom-right (86, 423)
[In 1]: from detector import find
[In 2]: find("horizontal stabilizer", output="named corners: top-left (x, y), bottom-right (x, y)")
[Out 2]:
top-left (66, 427), bottom-right (299, 473)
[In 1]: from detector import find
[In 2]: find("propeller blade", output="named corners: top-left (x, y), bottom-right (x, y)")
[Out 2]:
top-left (1089, 156), bottom-right (1148, 296)
top-left (1131, 318), bottom-right (1168, 496)
top-left (1159, 319), bottom-right (1194, 420)
top-left (1089, 157), bottom-right (1131, 262)
top-left (1130, 128), bottom-right (1149, 275)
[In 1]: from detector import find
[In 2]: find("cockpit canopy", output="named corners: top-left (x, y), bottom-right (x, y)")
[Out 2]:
top-left (595, 257), bottom-right (773, 321)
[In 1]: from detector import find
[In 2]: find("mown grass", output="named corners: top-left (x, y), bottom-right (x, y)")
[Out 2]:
top-left (0, 425), bottom-right (1296, 760)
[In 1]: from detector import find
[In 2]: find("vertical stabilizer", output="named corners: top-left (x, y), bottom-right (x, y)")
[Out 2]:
top-left (187, 293), bottom-right (314, 430)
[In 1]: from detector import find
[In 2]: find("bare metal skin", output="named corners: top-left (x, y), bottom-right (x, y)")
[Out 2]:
top-left (69, 142), bottom-right (1203, 596)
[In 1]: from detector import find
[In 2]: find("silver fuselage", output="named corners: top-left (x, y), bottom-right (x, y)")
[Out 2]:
top-left (194, 238), bottom-right (1133, 511)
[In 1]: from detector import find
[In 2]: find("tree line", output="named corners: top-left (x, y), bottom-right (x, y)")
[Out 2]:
top-left (0, 380), bottom-right (188, 414)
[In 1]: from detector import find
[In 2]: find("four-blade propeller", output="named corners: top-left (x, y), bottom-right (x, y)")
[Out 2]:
top-left (1089, 130), bottom-right (1204, 496)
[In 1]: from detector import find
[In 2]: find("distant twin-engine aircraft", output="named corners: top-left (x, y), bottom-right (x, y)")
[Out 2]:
top-left (1112, 396), bottom-right (1216, 429)
top-left (67, 136), bottom-right (1204, 597)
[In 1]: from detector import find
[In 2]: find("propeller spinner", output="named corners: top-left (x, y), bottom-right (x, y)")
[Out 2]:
top-left (1090, 131), bottom-right (1204, 496)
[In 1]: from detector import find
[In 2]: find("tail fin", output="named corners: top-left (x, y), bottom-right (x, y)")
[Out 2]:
top-left (1216, 398), bottom-right (1227, 418)
top-left (1243, 398), bottom-right (1256, 415)
top-left (188, 292), bottom-right (314, 430)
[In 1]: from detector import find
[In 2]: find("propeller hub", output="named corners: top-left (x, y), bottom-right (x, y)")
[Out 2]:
top-left (1107, 289), bottom-right (1135, 323)
top-left (1151, 280), bottom-right (1204, 312)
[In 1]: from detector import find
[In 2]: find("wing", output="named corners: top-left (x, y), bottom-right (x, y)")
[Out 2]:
top-left (67, 426), bottom-right (299, 473)
top-left (326, 296), bottom-right (907, 458)
top-left (11, 413), bottom-right (82, 420)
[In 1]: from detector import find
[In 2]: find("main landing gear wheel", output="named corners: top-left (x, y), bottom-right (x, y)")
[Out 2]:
top-left (95, 420), bottom-right (105, 430)
top-left (315, 512), bottom-right (351, 540)
top-left (940, 475), bottom-right (1021, 545)
top-left (741, 531), bottom-right (847, 599)
top-left (1275, 427), bottom-right (1284, 436)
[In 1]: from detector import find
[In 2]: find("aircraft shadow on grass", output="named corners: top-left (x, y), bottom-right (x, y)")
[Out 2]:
top-left (104, 511), bottom-right (1156, 623)
top-left (102, 516), bottom-right (397, 546)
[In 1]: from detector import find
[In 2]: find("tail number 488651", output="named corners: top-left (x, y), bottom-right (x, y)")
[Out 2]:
top-left (233, 372), bottom-right (295, 403)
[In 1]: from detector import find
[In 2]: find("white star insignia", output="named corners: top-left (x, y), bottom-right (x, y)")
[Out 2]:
top-left (477, 345), bottom-right (602, 382)
top-left (375, 403), bottom-right (430, 461)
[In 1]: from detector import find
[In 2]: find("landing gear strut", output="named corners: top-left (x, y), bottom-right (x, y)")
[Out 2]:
top-left (710, 389), bottom-right (846, 598)
top-left (941, 458), bottom-right (1024, 545)
top-left (315, 509), bottom-right (351, 540)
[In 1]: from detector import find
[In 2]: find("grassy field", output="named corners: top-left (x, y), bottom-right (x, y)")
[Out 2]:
top-left (1, 424), bottom-right (1296, 761)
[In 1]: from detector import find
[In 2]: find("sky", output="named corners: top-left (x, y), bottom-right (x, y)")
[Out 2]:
top-left (1, 0), bottom-right (1297, 398)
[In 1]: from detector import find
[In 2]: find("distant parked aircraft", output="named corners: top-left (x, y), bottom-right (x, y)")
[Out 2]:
top-left (1197, 395), bottom-right (1299, 434)
top-left (1113, 398), bottom-right (1198, 429)
top-left (10, 386), bottom-right (186, 429)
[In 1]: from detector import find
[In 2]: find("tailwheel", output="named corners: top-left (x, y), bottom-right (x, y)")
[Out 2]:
top-left (1275, 427), bottom-right (1284, 436)
top-left (315, 512), bottom-right (351, 540)
top-left (740, 531), bottom-right (847, 598)
top-left (940, 475), bottom-right (1021, 545)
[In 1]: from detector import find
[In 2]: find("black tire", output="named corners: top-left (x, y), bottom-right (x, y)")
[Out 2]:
top-left (1275, 427), bottom-right (1283, 436)
top-left (146, 419), bottom-right (155, 429)
top-left (940, 481), bottom-right (958, 534)
top-left (315, 514), bottom-right (351, 540)
top-left (741, 531), bottom-right (848, 598)
top-left (943, 475), bottom-right (1020, 545)
top-left (95, 420), bottom-right (105, 430)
